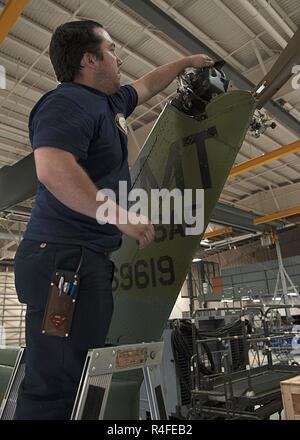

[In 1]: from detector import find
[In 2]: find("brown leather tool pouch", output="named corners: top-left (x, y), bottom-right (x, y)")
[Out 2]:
top-left (41, 270), bottom-right (80, 338)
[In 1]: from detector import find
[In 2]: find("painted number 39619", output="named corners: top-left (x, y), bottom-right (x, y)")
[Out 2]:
top-left (112, 256), bottom-right (175, 291)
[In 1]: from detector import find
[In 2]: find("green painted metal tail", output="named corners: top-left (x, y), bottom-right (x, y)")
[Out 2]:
top-left (105, 90), bottom-right (255, 419)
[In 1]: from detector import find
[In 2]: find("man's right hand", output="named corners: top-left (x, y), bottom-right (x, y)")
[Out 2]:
top-left (116, 211), bottom-right (155, 249)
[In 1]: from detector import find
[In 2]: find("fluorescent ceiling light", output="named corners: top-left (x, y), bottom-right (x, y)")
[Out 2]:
top-left (193, 258), bottom-right (202, 262)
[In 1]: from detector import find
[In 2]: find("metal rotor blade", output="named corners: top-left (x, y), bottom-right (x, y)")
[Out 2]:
top-left (0, 153), bottom-right (37, 211)
top-left (254, 27), bottom-right (300, 109)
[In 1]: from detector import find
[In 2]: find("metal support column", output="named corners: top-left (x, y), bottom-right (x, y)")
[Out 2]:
top-left (273, 239), bottom-right (299, 319)
top-left (187, 271), bottom-right (195, 317)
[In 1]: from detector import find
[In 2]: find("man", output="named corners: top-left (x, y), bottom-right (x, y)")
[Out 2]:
top-left (14, 20), bottom-right (214, 420)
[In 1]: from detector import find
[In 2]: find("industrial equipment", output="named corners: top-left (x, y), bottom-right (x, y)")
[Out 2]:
top-left (249, 110), bottom-right (277, 139)
top-left (140, 305), bottom-right (300, 420)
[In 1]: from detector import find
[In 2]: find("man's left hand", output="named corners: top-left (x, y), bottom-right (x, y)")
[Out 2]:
top-left (132, 54), bottom-right (215, 106)
top-left (187, 54), bottom-right (215, 69)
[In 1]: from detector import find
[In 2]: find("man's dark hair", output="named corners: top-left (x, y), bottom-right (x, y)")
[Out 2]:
top-left (49, 20), bottom-right (104, 82)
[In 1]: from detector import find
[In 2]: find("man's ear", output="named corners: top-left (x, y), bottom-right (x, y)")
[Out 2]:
top-left (81, 53), bottom-right (97, 68)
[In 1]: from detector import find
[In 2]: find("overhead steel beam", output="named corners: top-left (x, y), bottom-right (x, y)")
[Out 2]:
top-left (0, 231), bottom-right (21, 241)
top-left (202, 231), bottom-right (260, 250)
top-left (211, 203), bottom-right (280, 232)
top-left (5, 206), bottom-right (31, 216)
top-left (0, 250), bottom-right (15, 260)
top-left (254, 205), bottom-right (300, 225)
top-left (0, 155), bottom-right (278, 233)
top-left (152, 0), bottom-right (247, 72)
top-left (230, 140), bottom-right (300, 177)
top-left (0, 156), bottom-right (281, 234)
top-left (256, 0), bottom-right (294, 39)
top-left (121, 0), bottom-right (252, 89)
top-left (0, 0), bottom-right (30, 43)
top-left (240, 0), bottom-right (287, 48)
top-left (120, 0), bottom-right (300, 137)
top-left (204, 226), bottom-right (232, 239)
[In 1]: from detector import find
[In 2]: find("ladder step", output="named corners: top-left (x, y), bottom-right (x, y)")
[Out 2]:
top-left (71, 342), bottom-right (167, 420)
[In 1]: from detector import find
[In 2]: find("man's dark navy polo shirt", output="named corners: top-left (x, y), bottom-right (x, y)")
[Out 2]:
top-left (24, 82), bottom-right (138, 252)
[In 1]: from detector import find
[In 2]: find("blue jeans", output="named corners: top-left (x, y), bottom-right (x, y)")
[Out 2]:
top-left (14, 240), bottom-right (114, 420)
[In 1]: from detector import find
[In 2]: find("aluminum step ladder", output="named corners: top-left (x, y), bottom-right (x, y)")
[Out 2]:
top-left (71, 341), bottom-right (167, 420)
top-left (0, 347), bottom-right (25, 420)
top-left (0, 342), bottom-right (167, 420)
